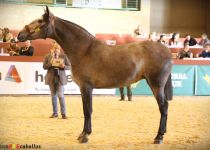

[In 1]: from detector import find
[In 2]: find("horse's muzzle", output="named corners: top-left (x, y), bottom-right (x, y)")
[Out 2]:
top-left (17, 32), bottom-right (27, 42)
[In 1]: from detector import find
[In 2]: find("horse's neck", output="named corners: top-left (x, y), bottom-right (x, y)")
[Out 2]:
top-left (51, 17), bottom-right (96, 58)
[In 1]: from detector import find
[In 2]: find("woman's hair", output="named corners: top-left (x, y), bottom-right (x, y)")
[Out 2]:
top-left (51, 42), bottom-right (61, 53)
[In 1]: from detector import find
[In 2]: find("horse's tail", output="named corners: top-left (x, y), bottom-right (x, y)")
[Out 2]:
top-left (164, 73), bottom-right (173, 101)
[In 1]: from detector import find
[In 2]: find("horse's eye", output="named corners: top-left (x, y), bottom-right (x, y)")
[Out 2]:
top-left (25, 25), bottom-right (30, 32)
top-left (38, 19), bottom-right (43, 23)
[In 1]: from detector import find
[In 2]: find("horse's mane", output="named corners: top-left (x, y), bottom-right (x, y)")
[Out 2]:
top-left (56, 17), bottom-right (96, 40)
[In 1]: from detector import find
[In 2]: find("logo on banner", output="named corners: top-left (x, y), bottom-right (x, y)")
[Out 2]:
top-left (172, 73), bottom-right (188, 87)
top-left (5, 65), bottom-right (22, 83)
top-left (203, 74), bottom-right (210, 85)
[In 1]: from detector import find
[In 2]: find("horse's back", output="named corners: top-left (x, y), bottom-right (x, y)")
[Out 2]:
top-left (112, 41), bottom-right (172, 72)
top-left (121, 41), bottom-right (172, 61)
top-left (116, 41), bottom-right (173, 84)
top-left (81, 40), bottom-right (172, 88)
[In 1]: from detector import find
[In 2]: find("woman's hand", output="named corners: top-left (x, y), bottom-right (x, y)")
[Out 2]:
top-left (60, 63), bottom-right (65, 68)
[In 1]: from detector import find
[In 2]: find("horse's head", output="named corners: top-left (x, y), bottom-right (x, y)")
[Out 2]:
top-left (18, 6), bottom-right (54, 42)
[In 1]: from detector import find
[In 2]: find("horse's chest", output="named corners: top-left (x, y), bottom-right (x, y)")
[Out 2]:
top-left (70, 71), bottom-right (80, 85)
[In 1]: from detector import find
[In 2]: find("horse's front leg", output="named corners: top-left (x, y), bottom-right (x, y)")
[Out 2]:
top-left (127, 85), bottom-right (132, 101)
top-left (77, 85), bottom-right (93, 143)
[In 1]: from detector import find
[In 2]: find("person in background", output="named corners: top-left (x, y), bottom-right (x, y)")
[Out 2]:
top-left (0, 28), bottom-right (3, 42)
top-left (43, 42), bottom-right (71, 119)
top-left (2, 28), bottom-right (13, 42)
top-left (147, 32), bottom-right (156, 42)
top-left (198, 44), bottom-right (210, 58)
top-left (134, 25), bottom-right (146, 37)
top-left (177, 43), bottom-right (193, 59)
top-left (19, 40), bottom-right (34, 56)
top-left (157, 34), bottom-right (167, 45)
top-left (169, 33), bottom-right (180, 46)
top-left (119, 86), bottom-right (132, 101)
top-left (7, 38), bottom-right (19, 56)
top-left (183, 34), bottom-right (197, 46)
top-left (198, 33), bottom-right (210, 46)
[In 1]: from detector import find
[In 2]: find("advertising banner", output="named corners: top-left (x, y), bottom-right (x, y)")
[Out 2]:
top-left (0, 62), bottom-right (26, 94)
top-left (72, 0), bottom-right (121, 9)
top-left (0, 62), bottom-right (115, 95)
top-left (115, 65), bottom-right (195, 96)
top-left (25, 62), bottom-right (79, 94)
top-left (115, 80), bottom-right (152, 96)
top-left (2, 61), bottom-right (209, 96)
top-left (171, 65), bottom-right (195, 96)
top-left (195, 66), bottom-right (210, 95)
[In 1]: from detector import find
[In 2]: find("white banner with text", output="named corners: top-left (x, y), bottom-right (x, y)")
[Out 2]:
top-left (0, 62), bottom-right (116, 95)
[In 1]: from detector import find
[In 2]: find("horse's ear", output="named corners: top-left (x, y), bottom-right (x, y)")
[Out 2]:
top-left (43, 5), bottom-right (53, 22)
top-left (46, 5), bottom-right (50, 15)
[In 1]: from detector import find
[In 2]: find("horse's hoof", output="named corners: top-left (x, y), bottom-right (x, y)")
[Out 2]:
top-left (77, 135), bottom-right (82, 140)
top-left (78, 135), bottom-right (88, 143)
top-left (77, 132), bottom-right (85, 140)
top-left (77, 134), bottom-right (83, 140)
top-left (154, 139), bottom-right (163, 144)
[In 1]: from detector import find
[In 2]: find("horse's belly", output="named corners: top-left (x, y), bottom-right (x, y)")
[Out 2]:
top-left (71, 56), bottom-right (144, 88)
top-left (93, 76), bottom-right (143, 89)
top-left (93, 65), bottom-right (144, 88)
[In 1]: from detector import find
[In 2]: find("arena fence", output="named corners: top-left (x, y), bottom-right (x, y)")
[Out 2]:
top-left (0, 61), bottom-right (210, 95)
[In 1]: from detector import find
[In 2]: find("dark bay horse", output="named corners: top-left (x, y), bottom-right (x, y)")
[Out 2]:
top-left (17, 6), bottom-right (173, 144)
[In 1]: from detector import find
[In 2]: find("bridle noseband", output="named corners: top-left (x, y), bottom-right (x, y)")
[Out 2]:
top-left (25, 21), bottom-right (50, 39)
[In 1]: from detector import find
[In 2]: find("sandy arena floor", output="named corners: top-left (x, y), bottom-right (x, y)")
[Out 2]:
top-left (0, 96), bottom-right (210, 150)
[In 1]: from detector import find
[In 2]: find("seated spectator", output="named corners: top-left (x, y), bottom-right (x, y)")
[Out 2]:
top-left (19, 40), bottom-right (34, 56)
top-left (198, 44), bottom-right (210, 58)
top-left (7, 39), bottom-right (20, 56)
top-left (2, 28), bottom-right (14, 42)
top-left (177, 43), bottom-right (193, 59)
top-left (0, 28), bottom-right (3, 42)
top-left (169, 33), bottom-right (180, 46)
top-left (134, 25), bottom-right (146, 37)
top-left (147, 32), bottom-right (156, 42)
top-left (157, 34), bottom-right (167, 45)
top-left (184, 34), bottom-right (197, 46)
top-left (198, 33), bottom-right (210, 46)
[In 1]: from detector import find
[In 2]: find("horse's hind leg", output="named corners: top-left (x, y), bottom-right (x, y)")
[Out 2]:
top-left (127, 85), bottom-right (132, 101)
top-left (147, 81), bottom-right (169, 144)
top-left (119, 87), bottom-right (125, 100)
top-left (155, 92), bottom-right (168, 144)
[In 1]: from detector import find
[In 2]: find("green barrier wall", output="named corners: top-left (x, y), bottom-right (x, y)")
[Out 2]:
top-left (195, 66), bottom-right (210, 95)
top-left (172, 65), bottom-right (195, 95)
top-left (116, 65), bottom-right (202, 96)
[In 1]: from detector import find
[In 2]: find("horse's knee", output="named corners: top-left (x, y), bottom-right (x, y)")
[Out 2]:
top-left (156, 91), bottom-right (165, 105)
top-left (159, 101), bottom-right (168, 115)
